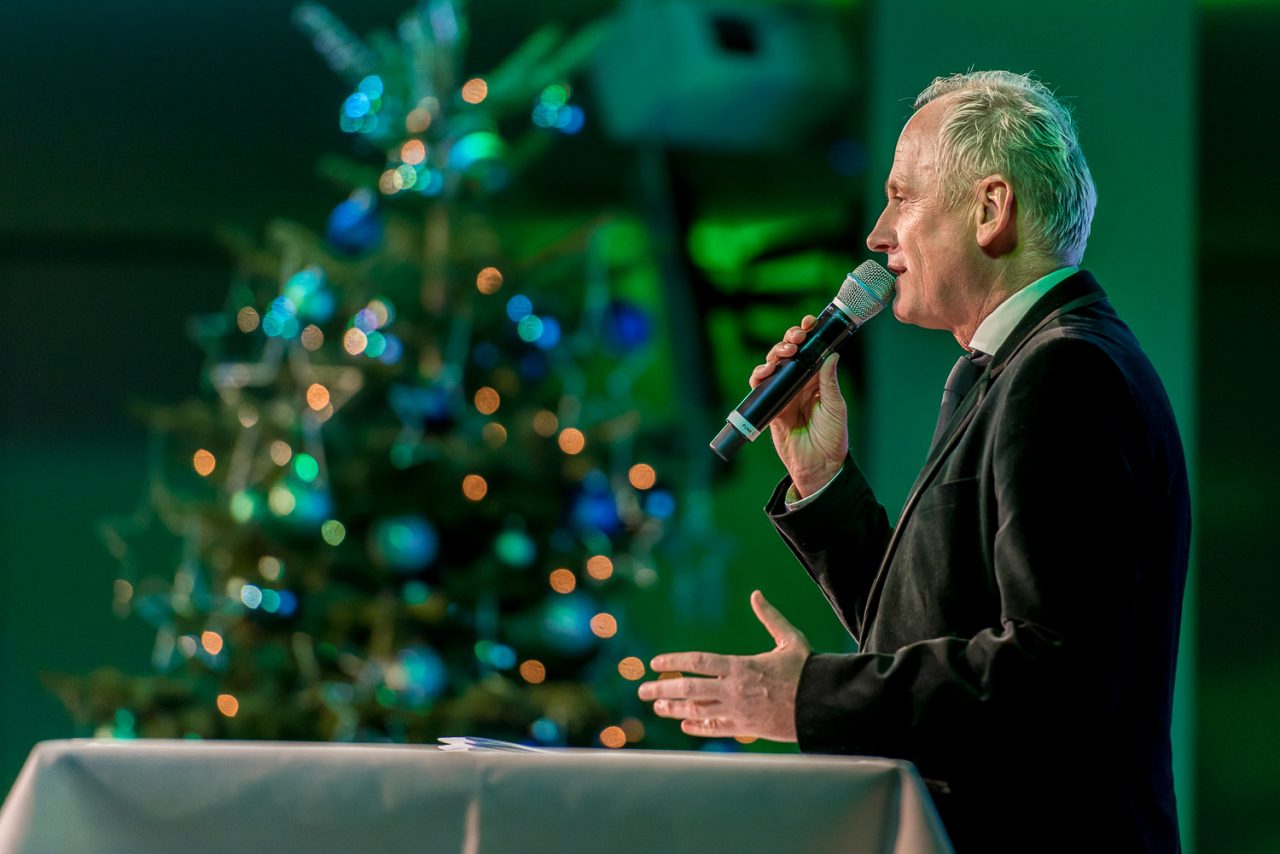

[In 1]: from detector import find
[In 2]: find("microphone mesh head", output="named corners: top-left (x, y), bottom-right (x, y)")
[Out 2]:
top-left (837, 260), bottom-right (897, 322)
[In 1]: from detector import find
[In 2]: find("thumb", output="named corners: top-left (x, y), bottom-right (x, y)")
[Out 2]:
top-left (751, 590), bottom-right (801, 647)
top-left (818, 353), bottom-right (842, 405)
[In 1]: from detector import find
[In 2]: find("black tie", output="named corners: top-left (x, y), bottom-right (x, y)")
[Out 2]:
top-left (931, 350), bottom-right (990, 449)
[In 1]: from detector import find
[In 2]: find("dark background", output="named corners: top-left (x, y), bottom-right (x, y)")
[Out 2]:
top-left (1, 1), bottom-right (1277, 850)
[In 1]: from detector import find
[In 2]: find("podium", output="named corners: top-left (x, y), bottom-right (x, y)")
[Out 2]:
top-left (0, 740), bottom-right (951, 852)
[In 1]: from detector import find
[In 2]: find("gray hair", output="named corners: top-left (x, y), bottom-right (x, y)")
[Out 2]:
top-left (914, 70), bottom-right (1096, 265)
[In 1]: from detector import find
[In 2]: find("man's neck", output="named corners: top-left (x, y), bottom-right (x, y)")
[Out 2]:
top-left (952, 257), bottom-right (1065, 348)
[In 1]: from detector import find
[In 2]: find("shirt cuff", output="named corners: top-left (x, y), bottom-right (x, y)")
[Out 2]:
top-left (783, 466), bottom-right (844, 511)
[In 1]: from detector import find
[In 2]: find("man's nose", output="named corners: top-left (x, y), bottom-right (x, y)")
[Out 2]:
top-left (866, 210), bottom-right (894, 254)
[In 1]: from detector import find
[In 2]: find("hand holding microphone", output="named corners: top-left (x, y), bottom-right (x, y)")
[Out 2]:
top-left (750, 316), bottom-right (850, 497)
top-left (710, 261), bottom-right (896, 492)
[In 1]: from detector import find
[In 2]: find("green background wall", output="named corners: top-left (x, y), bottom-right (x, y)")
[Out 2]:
top-left (2, 2), bottom-right (1278, 851)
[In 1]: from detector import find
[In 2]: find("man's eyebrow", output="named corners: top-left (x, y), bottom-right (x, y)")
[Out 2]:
top-left (884, 178), bottom-right (902, 196)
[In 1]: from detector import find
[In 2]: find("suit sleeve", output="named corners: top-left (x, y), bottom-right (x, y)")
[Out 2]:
top-left (765, 458), bottom-right (891, 641)
top-left (791, 338), bottom-right (1155, 768)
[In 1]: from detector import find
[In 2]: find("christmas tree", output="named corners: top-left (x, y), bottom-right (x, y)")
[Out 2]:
top-left (52, 1), bottom-right (723, 751)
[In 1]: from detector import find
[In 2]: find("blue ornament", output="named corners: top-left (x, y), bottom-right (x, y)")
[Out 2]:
top-left (326, 190), bottom-right (383, 256)
top-left (371, 515), bottom-right (439, 572)
top-left (531, 717), bottom-right (564, 745)
top-left (397, 646), bottom-right (447, 706)
top-left (605, 301), bottom-right (651, 352)
top-left (389, 383), bottom-right (455, 429)
top-left (541, 593), bottom-right (597, 655)
top-left (572, 473), bottom-right (622, 535)
top-left (534, 316), bottom-right (561, 350)
top-left (645, 489), bottom-right (676, 520)
top-left (287, 486), bottom-right (333, 526)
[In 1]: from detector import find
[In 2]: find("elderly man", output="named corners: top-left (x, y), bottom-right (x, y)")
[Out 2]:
top-left (639, 71), bottom-right (1189, 851)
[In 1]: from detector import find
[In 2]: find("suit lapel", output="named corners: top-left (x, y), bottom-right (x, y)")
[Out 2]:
top-left (853, 271), bottom-right (1109, 645)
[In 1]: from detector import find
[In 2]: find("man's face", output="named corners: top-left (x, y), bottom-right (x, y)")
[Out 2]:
top-left (866, 98), bottom-right (979, 334)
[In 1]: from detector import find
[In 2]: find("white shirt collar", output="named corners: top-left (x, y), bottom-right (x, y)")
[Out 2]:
top-left (967, 265), bottom-right (1079, 357)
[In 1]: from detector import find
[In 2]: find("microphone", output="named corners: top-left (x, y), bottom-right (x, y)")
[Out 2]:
top-left (710, 260), bottom-right (896, 461)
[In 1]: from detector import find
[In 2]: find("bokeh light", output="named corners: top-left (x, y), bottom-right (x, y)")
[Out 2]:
top-left (379, 169), bottom-right (403, 195)
top-left (549, 568), bottom-right (576, 594)
top-left (294, 453), bottom-right (319, 483)
top-left (618, 657), bottom-right (645, 680)
top-left (344, 92), bottom-right (371, 119)
top-left (259, 556), bottom-right (283, 581)
top-left (495, 530), bottom-right (535, 567)
top-left (735, 735), bottom-right (759, 744)
top-left (344, 327), bottom-right (368, 355)
top-left (270, 441), bottom-right (293, 466)
top-left (260, 589), bottom-right (282, 613)
top-left (306, 384), bottom-right (331, 411)
top-left (590, 613), bottom-right (617, 638)
top-left (462, 474), bottom-right (488, 501)
top-left (321, 519), bottom-right (346, 545)
top-left (628, 463), bottom-right (656, 490)
top-left (519, 659), bottom-right (546, 684)
top-left (474, 386), bottom-right (500, 415)
top-left (359, 75), bottom-right (384, 99)
top-left (229, 491), bottom-right (256, 523)
top-left (301, 325), bottom-right (324, 351)
top-left (482, 422), bottom-right (507, 448)
top-left (622, 717), bottom-right (646, 743)
top-left (533, 410), bottom-right (559, 437)
top-left (268, 485), bottom-right (297, 516)
top-left (395, 164), bottom-right (417, 189)
top-left (237, 307), bottom-right (260, 333)
top-left (401, 139), bottom-right (426, 165)
top-left (193, 449), bottom-right (216, 477)
top-left (371, 515), bottom-right (439, 572)
top-left (506, 295), bottom-right (532, 322)
top-left (406, 104), bottom-right (432, 134)
top-left (476, 267), bottom-right (503, 294)
top-left (517, 315), bottom-right (544, 342)
top-left (369, 298), bottom-right (393, 327)
top-left (241, 584), bottom-right (264, 609)
top-left (586, 555), bottom-right (613, 580)
top-left (216, 694), bottom-right (239, 718)
top-left (201, 631), bottom-right (223, 655)
top-left (600, 726), bottom-right (626, 748)
top-left (558, 428), bottom-right (585, 455)
top-left (461, 77), bottom-right (488, 104)
top-left (540, 83), bottom-right (569, 109)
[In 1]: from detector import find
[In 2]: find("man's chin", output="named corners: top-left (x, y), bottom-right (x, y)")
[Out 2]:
top-left (891, 298), bottom-right (911, 325)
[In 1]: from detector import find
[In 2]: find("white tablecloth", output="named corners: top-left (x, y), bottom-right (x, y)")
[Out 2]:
top-left (0, 740), bottom-right (951, 853)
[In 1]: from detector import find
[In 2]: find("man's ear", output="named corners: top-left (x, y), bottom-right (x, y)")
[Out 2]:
top-left (975, 175), bottom-right (1017, 257)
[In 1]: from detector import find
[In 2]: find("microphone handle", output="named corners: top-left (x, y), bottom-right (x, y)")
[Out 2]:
top-left (711, 303), bottom-right (854, 461)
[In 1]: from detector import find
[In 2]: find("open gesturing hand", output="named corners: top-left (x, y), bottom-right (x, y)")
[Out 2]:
top-left (637, 591), bottom-right (810, 742)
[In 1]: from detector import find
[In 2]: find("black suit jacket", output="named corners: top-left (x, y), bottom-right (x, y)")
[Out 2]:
top-left (767, 271), bottom-right (1189, 852)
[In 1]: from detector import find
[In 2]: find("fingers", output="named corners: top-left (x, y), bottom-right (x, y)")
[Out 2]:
top-left (680, 717), bottom-right (735, 738)
top-left (637, 676), bottom-right (722, 702)
top-left (750, 590), bottom-right (801, 646)
top-left (748, 316), bottom-right (819, 388)
top-left (651, 698), bottom-right (721, 720)
top-left (649, 652), bottom-right (732, 676)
